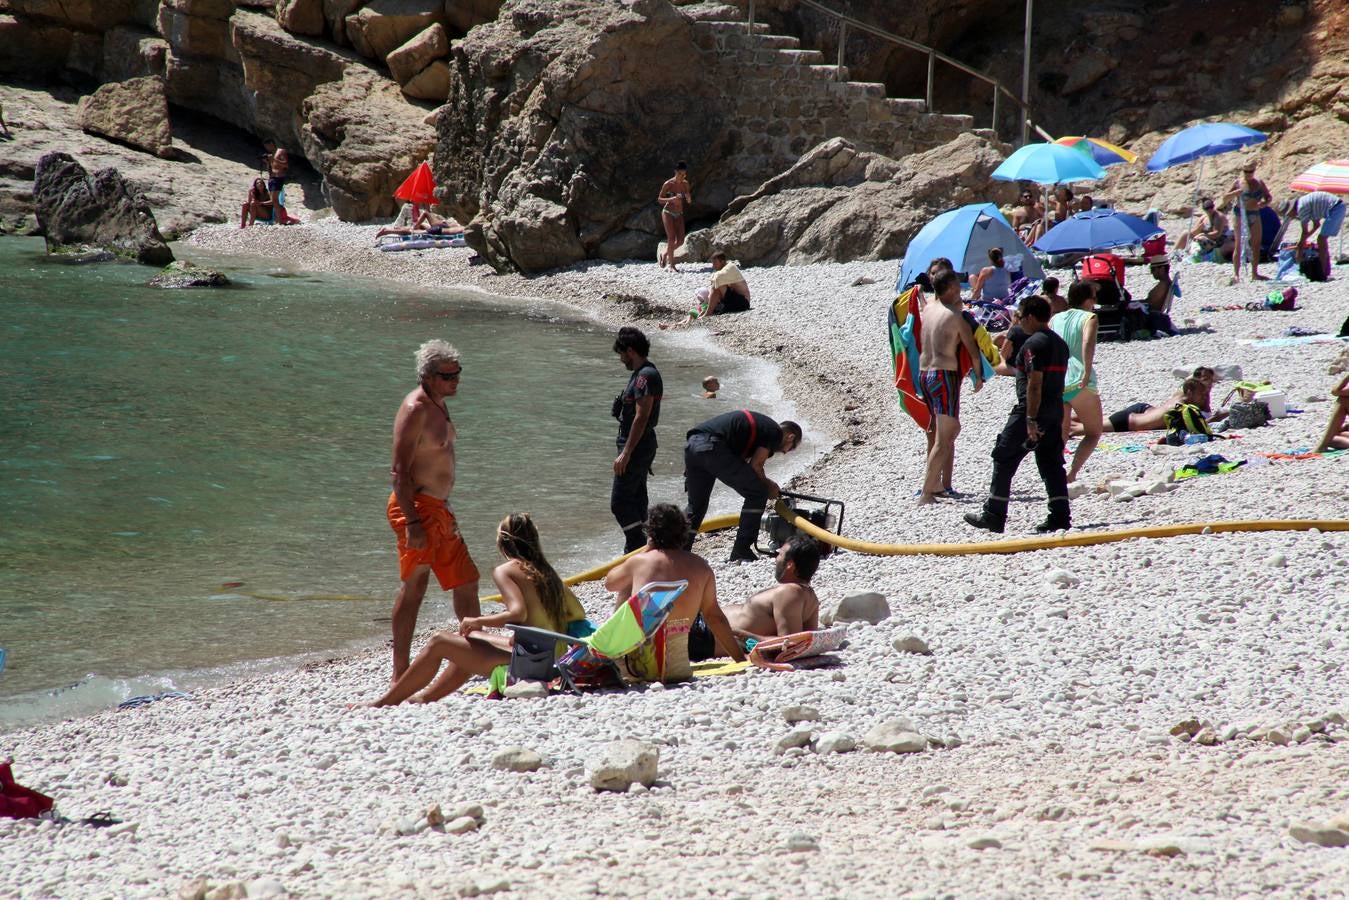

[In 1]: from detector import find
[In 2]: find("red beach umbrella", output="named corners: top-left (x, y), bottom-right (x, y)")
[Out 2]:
top-left (393, 162), bottom-right (437, 207)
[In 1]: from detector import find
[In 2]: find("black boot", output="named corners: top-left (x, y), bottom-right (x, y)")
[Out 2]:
top-left (963, 511), bottom-right (1005, 534)
top-left (1035, 499), bottom-right (1071, 533)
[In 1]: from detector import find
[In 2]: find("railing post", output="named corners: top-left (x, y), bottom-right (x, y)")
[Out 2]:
top-left (837, 21), bottom-right (847, 81)
top-left (925, 51), bottom-right (935, 112)
top-left (746, 0), bottom-right (755, 37)
top-left (992, 90), bottom-right (1000, 139)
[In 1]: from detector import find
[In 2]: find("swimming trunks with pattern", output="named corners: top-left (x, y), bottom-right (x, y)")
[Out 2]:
top-left (920, 369), bottom-right (961, 419)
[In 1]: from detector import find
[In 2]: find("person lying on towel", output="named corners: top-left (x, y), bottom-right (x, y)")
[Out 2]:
top-left (687, 536), bottom-right (821, 662)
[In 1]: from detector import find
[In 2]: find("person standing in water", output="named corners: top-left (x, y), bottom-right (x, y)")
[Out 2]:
top-left (611, 327), bottom-right (663, 554)
top-left (658, 162), bottom-right (691, 271)
top-left (386, 340), bottom-right (480, 682)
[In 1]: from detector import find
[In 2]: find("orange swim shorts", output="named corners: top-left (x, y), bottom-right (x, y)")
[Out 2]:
top-left (386, 492), bottom-right (480, 591)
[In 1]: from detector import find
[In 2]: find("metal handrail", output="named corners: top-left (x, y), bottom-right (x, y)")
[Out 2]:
top-left (748, 0), bottom-right (1052, 145)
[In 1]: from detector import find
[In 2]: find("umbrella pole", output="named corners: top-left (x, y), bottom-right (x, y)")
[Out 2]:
top-left (1184, 157), bottom-right (1204, 261)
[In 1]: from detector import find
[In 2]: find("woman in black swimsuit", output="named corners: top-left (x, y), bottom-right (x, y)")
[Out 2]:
top-left (1224, 162), bottom-right (1272, 281)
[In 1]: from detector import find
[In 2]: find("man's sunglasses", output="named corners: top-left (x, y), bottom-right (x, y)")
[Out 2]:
top-left (434, 368), bottom-right (462, 381)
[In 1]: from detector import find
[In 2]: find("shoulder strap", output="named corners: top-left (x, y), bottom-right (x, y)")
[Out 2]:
top-left (740, 409), bottom-right (757, 458)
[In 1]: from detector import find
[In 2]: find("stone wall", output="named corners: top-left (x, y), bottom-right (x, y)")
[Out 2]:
top-left (691, 20), bottom-right (988, 210)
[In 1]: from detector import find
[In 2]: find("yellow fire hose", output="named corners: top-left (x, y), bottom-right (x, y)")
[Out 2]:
top-left (261, 508), bottom-right (1347, 604)
top-left (771, 502), bottom-right (1349, 556)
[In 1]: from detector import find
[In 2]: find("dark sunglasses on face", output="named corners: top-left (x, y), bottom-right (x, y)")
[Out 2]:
top-left (435, 368), bottom-right (462, 381)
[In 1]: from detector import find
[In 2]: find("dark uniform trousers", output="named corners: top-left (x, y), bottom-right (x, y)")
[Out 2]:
top-left (981, 413), bottom-right (1071, 527)
top-left (683, 433), bottom-right (768, 560)
top-left (611, 432), bottom-right (658, 553)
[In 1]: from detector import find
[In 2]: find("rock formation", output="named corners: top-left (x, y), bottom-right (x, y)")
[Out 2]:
top-left (683, 133), bottom-right (1014, 266)
top-left (33, 152), bottom-right (174, 265)
top-left (149, 259), bottom-right (232, 286)
top-left (300, 68), bottom-right (436, 219)
top-left (437, 0), bottom-right (984, 272)
top-left (77, 77), bottom-right (174, 158)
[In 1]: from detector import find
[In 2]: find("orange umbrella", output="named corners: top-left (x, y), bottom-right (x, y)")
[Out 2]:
top-left (393, 162), bottom-right (437, 207)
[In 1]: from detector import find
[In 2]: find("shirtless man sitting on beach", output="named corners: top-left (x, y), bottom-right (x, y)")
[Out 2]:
top-left (687, 536), bottom-right (820, 661)
top-left (386, 340), bottom-right (481, 681)
top-left (918, 269), bottom-right (984, 504)
top-left (604, 504), bottom-right (746, 675)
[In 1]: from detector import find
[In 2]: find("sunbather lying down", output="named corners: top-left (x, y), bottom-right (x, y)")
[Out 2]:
top-left (688, 536), bottom-right (820, 663)
top-left (1074, 367), bottom-right (1223, 434)
top-left (375, 209), bottom-right (465, 240)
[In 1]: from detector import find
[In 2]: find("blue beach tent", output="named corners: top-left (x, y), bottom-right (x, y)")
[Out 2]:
top-left (896, 203), bottom-right (1043, 293)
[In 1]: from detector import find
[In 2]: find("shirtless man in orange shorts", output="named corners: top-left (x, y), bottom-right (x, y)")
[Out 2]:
top-left (387, 340), bottom-right (480, 681)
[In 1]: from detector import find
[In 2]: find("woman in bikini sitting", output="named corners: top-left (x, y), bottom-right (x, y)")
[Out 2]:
top-left (1223, 162), bottom-right (1272, 281)
top-left (239, 178), bottom-right (272, 228)
top-left (1048, 184), bottom-right (1074, 230)
top-left (358, 513), bottom-right (586, 707)
top-left (658, 161), bottom-right (691, 272)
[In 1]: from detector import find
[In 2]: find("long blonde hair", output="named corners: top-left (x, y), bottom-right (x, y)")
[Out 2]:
top-left (496, 514), bottom-right (567, 625)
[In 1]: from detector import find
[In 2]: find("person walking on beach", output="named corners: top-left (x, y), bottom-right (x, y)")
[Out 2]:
top-left (361, 514), bottom-right (586, 707)
top-left (1051, 281), bottom-right (1103, 483)
top-left (917, 270), bottom-right (984, 505)
top-left (658, 162), bottom-right (691, 271)
top-left (386, 340), bottom-right (480, 682)
top-left (611, 327), bottom-right (663, 554)
top-left (965, 295), bottom-right (1071, 534)
top-left (683, 410), bottom-right (801, 562)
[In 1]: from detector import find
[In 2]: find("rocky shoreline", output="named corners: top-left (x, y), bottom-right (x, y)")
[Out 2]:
top-left (3, 223), bottom-right (1348, 896)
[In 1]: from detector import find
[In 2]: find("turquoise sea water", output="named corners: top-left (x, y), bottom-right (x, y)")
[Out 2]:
top-left (0, 237), bottom-right (784, 726)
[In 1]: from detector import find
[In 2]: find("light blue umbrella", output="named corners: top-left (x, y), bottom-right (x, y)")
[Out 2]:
top-left (897, 203), bottom-right (1043, 293)
top-left (1032, 208), bottom-right (1164, 254)
top-left (1145, 122), bottom-right (1267, 171)
top-left (991, 142), bottom-right (1108, 185)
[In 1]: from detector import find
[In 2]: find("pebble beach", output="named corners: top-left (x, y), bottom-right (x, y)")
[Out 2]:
top-left (5, 222), bottom-right (1349, 897)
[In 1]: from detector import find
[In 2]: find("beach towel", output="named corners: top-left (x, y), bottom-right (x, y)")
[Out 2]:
top-left (747, 626), bottom-right (849, 672)
top-left (0, 762), bottom-right (54, 820)
top-left (889, 286), bottom-right (997, 431)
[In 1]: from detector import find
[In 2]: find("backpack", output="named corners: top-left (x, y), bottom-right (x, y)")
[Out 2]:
top-left (1298, 251), bottom-right (1326, 282)
top-left (1162, 403), bottom-right (1214, 444)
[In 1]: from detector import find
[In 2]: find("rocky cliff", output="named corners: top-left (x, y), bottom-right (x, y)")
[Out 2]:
top-left (0, 0), bottom-right (505, 222)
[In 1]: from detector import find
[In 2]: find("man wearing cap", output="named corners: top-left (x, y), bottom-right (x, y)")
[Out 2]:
top-left (1143, 255), bottom-right (1178, 337)
top-left (1287, 191), bottom-right (1345, 281)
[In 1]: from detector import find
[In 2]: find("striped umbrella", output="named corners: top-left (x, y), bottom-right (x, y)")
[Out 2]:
top-left (1289, 159), bottom-right (1349, 195)
top-left (1053, 136), bottom-right (1138, 167)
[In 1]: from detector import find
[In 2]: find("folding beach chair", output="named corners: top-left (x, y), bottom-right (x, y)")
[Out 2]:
top-left (505, 580), bottom-right (687, 692)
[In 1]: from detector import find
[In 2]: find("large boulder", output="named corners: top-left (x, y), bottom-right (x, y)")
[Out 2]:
top-left (156, 0), bottom-right (235, 59)
top-left (299, 67), bottom-right (437, 219)
top-left (402, 59), bottom-right (450, 101)
top-left (436, 0), bottom-right (726, 272)
top-left (230, 8), bottom-right (354, 148)
top-left (33, 152), bottom-right (174, 265)
top-left (684, 132), bottom-right (1013, 266)
top-left (386, 22), bottom-right (447, 85)
top-left (344, 0), bottom-right (445, 62)
top-left (322, 0), bottom-right (364, 45)
top-left (77, 76), bottom-right (174, 158)
top-left (275, 0), bottom-right (326, 36)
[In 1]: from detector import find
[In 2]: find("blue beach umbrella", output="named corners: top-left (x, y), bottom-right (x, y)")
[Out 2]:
top-left (897, 203), bottom-right (1043, 293)
top-left (1032, 208), bottom-right (1164, 254)
top-left (1145, 122), bottom-right (1267, 171)
top-left (991, 142), bottom-right (1108, 185)
top-left (1147, 122), bottom-right (1268, 281)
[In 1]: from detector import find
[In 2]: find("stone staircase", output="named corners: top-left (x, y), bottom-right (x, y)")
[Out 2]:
top-left (688, 16), bottom-right (1000, 198)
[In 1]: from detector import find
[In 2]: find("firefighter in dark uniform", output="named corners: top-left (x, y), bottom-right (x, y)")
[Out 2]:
top-left (611, 327), bottom-right (663, 553)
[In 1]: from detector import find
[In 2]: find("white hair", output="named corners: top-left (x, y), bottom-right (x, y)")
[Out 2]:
top-left (415, 340), bottom-right (460, 381)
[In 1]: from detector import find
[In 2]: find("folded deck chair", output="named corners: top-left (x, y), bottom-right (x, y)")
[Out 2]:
top-left (505, 580), bottom-right (686, 693)
top-left (747, 625), bottom-right (849, 672)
